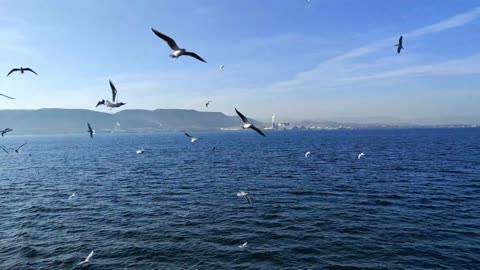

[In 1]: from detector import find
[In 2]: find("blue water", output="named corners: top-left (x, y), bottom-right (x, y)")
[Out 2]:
top-left (0, 129), bottom-right (479, 269)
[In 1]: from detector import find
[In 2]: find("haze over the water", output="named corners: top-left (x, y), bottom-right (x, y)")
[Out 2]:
top-left (0, 0), bottom-right (479, 124)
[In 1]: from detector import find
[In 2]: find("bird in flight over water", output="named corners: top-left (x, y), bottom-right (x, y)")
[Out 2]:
top-left (87, 123), bottom-right (95, 139)
top-left (205, 101), bottom-right (212, 107)
top-left (184, 132), bottom-right (200, 143)
top-left (1, 128), bottom-right (13, 137)
top-left (105, 80), bottom-right (126, 109)
top-left (396, 36), bottom-right (404, 54)
top-left (79, 251), bottom-right (94, 265)
top-left (358, 152), bottom-right (365, 159)
top-left (0, 145), bottom-right (8, 154)
top-left (68, 192), bottom-right (76, 200)
top-left (151, 28), bottom-right (207, 63)
top-left (238, 242), bottom-right (248, 248)
top-left (95, 99), bottom-right (105, 107)
top-left (235, 108), bottom-right (266, 137)
top-left (7, 67), bottom-right (38, 77)
top-left (237, 191), bottom-right (252, 205)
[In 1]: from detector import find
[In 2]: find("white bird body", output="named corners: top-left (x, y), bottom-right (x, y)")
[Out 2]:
top-left (242, 123), bottom-right (252, 129)
top-left (171, 49), bottom-right (186, 58)
top-left (305, 151), bottom-right (311, 158)
top-left (136, 149), bottom-right (145, 155)
top-left (358, 152), bottom-right (365, 159)
top-left (191, 138), bottom-right (199, 143)
top-left (68, 192), bottom-right (76, 200)
top-left (239, 242), bottom-right (248, 248)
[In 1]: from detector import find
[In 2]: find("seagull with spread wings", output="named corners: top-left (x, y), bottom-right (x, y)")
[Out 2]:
top-left (396, 36), bottom-right (404, 54)
top-left (105, 80), bottom-right (126, 109)
top-left (1, 128), bottom-right (13, 137)
top-left (235, 108), bottom-right (266, 137)
top-left (237, 191), bottom-right (252, 205)
top-left (151, 28), bottom-right (207, 63)
top-left (7, 67), bottom-right (38, 77)
top-left (79, 251), bottom-right (94, 265)
top-left (87, 123), bottom-right (95, 139)
top-left (184, 132), bottom-right (200, 143)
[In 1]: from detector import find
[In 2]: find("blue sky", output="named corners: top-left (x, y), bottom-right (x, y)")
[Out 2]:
top-left (0, 0), bottom-right (479, 124)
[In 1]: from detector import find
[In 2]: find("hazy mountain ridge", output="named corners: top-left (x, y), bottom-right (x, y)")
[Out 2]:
top-left (0, 108), bottom-right (250, 135)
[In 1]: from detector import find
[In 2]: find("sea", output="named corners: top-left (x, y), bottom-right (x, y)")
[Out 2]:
top-left (0, 129), bottom-right (479, 269)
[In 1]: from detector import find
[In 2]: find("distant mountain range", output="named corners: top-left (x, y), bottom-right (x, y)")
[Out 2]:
top-left (0, 109), bottom-right (254, 135)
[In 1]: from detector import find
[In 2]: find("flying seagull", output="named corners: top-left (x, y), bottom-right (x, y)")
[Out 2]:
top-left (105, 80), bottom-right (126, 109)
top-left (95, 99), bottom-right (105, 107)
top-left (212, 147), bottom-right (216, 152)
top-left (151, 28), bottom-right (207, 63)
top-left (14, 143), bottom-right (27, 153)
top-left (68, 192), bottom-right (76, 200)
top-left (219, 65), bottom-right (224, 71)
top-left (0, 93), bottom-right (15, 99)
top-left (1, 128), bottom-right (13, 137)
top-left (237, 191), bottom-right (252, 205)
top-left (87, 123), bottom-right (95, 139)
top-left (205, 101), bottom-right (212, 107)
top-left (238, 242), bottom-right (248, 249)
top-left (305, 151), bottom-right (311, 158)
top-left (0, 145), bottom-right (8, 154)
top-left (396, 36), bottom-right (404, 54)
top-left (136, 149), bottom-right (145, 155)
top-left (235, 108), bottom-right (266, 137)
top-left (79, 251), bottom-right (94, 265)
top-left (184, 132), bottom-right (200, 143)
top-left (7, 67), bottom-right (38, 77)
top-left (358, 152), bottom-right (365, 159)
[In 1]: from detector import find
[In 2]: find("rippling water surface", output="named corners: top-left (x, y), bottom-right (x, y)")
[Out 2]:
top-left (0, 129), bottom-right (479, 269)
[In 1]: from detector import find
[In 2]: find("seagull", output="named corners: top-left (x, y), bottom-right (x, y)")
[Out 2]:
top-left (396, 36), bottom-right (404, 54)
top-left (87, 123), bottom-right (95, 139)
top-left (358, 152), bottom-right (365, 159)
top-left (212, 147), bottom-right (216, 152)
top-left (0, 145), bottom-right (8, 154)
top-left (0, 93), bottom-right (15, 99)
top-left (151, 28), bottom-right (207, 63)
top-left (235, 108), bottom-right (266, 137)
top-left (305, 151), bottom-right (311, 158)
top-left (14, 143), bottom-right (27, 153)
top-left (219, 65), bottom-right (224, 71)
top-left (205, 101), bottom-right (212, 107)
top-left (178, 212), bottom-right (190, 218)
top-left (237, 191), bottom-right (252, 205)
top-left (1, 128), bottom-right (13, 137)
top-left (95, 99), bottom-right (105, 107)
top-left (136, 149), bottom-right (145, 155)
top-left (105, 80), bottom-right (126, 109)
top-left (7, 67), bottom-right (38, 77)
top-left (238, 242), bottom-right (248, 249)
top-left (68, 192), bottom-right (76, 200)
top-left (79, 251), bottom-right (93, 265)
top-left (184, 132), bottom-right (200, 143)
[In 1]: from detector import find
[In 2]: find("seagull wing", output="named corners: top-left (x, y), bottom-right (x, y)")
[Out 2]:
top-left (88, 123), bottom-right (93, 133)
top-left (235, 108), bottom-right (249, 124)
top-left (244, 195), bottom-right (252, 204)
top-left (183, 51), bottom-right (207, 63)
top-left (86, 251), bottom-right (94, 261)
top-left (95, 100), bottom-right (104, 107)
top-left (250, 125), bottom-right (266, 137)
top-left (16, 143), bottom-right (27, 152)
top-left (6, 68), bottom-right (20, 77)
top-left (397, 46), bottom-right (401, 54)
top-left (399, 36), bottom-right (403, 45)
top-left (151, 28), bottom-right (180, 50)
top-left (0, 93), bottom-right (15, 99)
top-left (184, 132), bottom-right (192, 138)
top-left (109, 80), bottom-right (117, 102)
top-left (0, 145), bottom-right (9, 154)
top-left (24, 68), bottom-right (38, 75)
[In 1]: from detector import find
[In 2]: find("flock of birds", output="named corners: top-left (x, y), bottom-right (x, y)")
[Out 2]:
top-left (0, 27), bottom-right (408, 265)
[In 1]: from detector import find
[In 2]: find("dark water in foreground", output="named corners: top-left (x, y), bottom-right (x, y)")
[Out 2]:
top-left (0, 129), bottom-right (479, 269)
